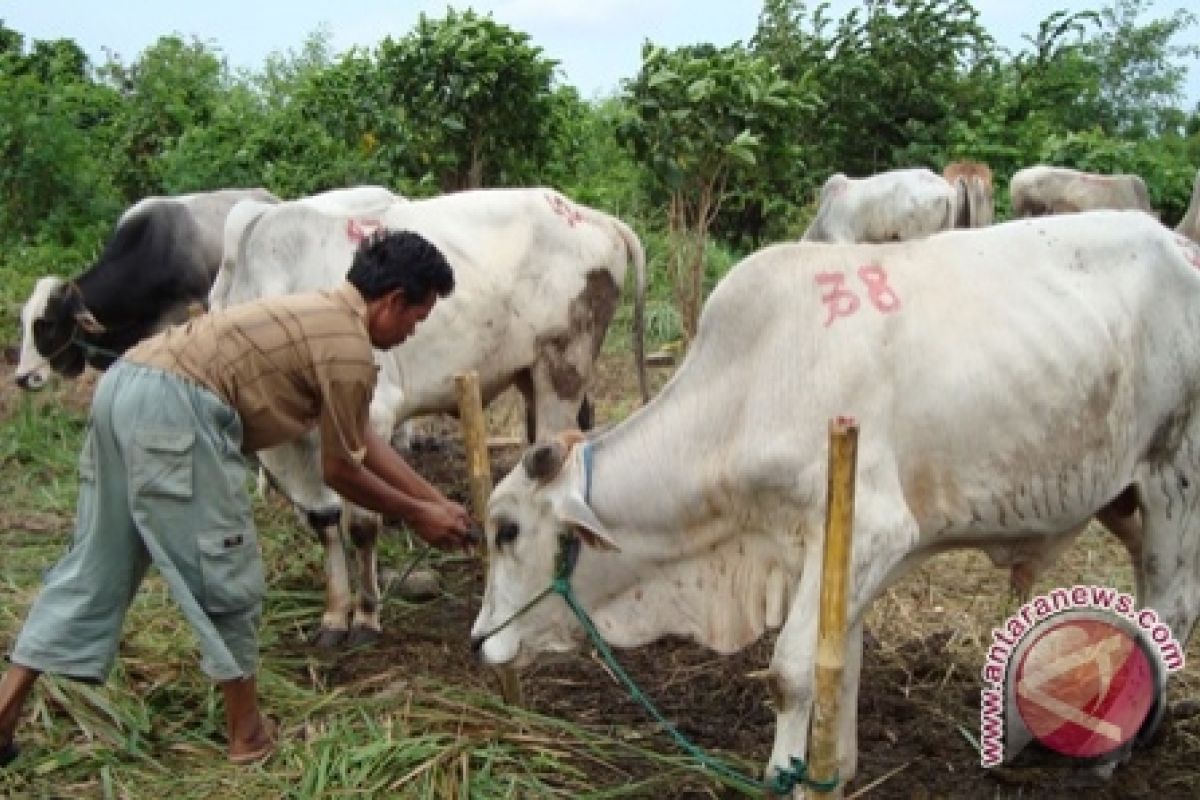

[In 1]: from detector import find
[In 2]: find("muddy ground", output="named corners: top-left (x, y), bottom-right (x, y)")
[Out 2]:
top-left (3, 349), bottom-right (1199, 798)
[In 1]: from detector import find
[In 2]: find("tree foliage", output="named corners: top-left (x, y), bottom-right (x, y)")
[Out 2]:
top-left (376, 9), bottom-right (560, 191)
top-left (0, 24), bottom-right (119, 245)
top-left (0, 1), bottom-right (1197, 297)
top-left (619, 41), bottom-right (814, 339)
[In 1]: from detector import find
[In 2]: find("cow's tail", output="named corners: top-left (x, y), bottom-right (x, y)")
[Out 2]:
top-left (613, 217), bottom-right (649, 404)
top-left (953, 177), bottom-right (971, 229)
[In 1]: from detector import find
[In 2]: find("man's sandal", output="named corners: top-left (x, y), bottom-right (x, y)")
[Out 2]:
top-left (228, 715), bottom-right (279, 766)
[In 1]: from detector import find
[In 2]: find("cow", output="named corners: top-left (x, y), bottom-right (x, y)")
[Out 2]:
top-left (208, 185), bottom-right (403, 311)
top-left (14, 188), bottom-right (279, 390)
top-left (1009, 165), bottom-right (1153, 218)
top-left (1176, 168), bottom-right (1200, 244)
top-left (943, 160), bottom-right (994, 228)
top-left (211, 187), bottom-right (648, 648)
top-left (471, 211), bottom-right (1200, 795)
top-left (801, 168), bottom-right (957, 244)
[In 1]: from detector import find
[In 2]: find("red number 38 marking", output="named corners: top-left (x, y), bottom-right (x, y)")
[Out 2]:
top-left (815, 265), bottom-right (902, 327)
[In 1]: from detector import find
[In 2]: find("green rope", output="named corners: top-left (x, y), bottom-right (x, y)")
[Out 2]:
top-left (475, 534), bottom-right (840, 794)
top-left (553, 575), bottom-right (839, 796)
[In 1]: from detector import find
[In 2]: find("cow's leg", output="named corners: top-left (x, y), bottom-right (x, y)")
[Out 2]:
top-left (513, 369), bottom-right (537, 443)
top-left (257, 439), bottom-right (354, 650)
top-left (767, 495), bottom-right (918, 797)
top-left (1116, 474), bottom-right (1200, 744)
top-left (529, 270), bottom-right (617, 440)
top-left (765, 545), bottom-right (820, 794)
top-left (345, 506), bottom-right (383, 648)
top-left (834, 619), bottom-right (865, 782)
top-left (528, 358), bottom-right (588, 442)
top-left (1096, 490), bottom-right (1144, 600)
top-left (309, 508), bottom-right (353, 649)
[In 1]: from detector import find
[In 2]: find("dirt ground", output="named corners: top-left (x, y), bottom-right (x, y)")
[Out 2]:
top-left (4, 348), bottom-right (1200, 798)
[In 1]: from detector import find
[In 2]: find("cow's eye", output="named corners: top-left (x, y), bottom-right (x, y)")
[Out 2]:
top-left (496, 521), bottom-right (520, 547)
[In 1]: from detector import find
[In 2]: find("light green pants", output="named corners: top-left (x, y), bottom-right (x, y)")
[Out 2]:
top-left (11, 361), bottom-right (265, 682)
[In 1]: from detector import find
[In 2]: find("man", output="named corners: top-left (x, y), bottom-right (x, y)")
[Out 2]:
top-left (0, 229), bottom-right (473, 767)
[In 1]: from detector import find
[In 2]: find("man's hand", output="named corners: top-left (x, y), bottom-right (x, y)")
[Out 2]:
top-left (410, 499), bottom-right (474, 551)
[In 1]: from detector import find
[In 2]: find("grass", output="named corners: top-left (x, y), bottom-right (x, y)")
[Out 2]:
top-left (0, 373), bottom-right (749, 800)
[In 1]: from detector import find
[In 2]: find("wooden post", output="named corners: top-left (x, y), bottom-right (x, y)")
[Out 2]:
top-left (454, 371), bottom-right (523, 706)
top-left (810, 416), bottom-right (858, 797)
top-left (454, 372), bottom-right (493, 540)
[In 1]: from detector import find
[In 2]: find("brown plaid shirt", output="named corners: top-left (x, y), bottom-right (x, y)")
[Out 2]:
top-left (125, 282), bottom-right (378, 463)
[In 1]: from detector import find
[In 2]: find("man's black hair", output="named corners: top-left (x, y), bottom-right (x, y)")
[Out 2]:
top-left (346, 229), bottom-right (455, 303)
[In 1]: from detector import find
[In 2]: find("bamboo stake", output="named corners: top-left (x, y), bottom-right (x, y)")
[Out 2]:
top-left (810, 416), bottom-right (859, 797)
top-left (454, 371), bottom-right (523, 706)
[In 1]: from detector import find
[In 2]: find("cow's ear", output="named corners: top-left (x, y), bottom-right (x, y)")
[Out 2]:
top-left (64, 291), bottom-right (106, 335)
top-left (558, 492), bottom-right (619, 552)
top-left (523, 440), bottom-right (568, 482)
top-left (74, 308), bottom-right (106, 335)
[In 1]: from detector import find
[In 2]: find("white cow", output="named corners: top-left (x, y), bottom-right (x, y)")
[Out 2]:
top-left (1010, 165), bottom-right (1153, 218)
top-left (15, 187), bottom-right (279, 390)
top-left (472, 211), bottom-right (1200, 795)
top-left (212, 187), bottom-right (648, 647)
top-left (1176, 168), bottom-right (1200, 244)
top-left (801, 168), bottom-right (957, 243)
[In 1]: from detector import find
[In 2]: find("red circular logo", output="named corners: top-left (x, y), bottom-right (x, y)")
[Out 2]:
top-left (1014, 617), bottom-right (1156, 758)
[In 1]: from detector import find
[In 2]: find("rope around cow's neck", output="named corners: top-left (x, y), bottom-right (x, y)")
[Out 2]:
top-left (477, 531), bottom-right (840, 796)
top-left (40, 281), bottom-right (155, 370)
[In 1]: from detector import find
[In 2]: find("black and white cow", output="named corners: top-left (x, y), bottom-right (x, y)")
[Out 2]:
top-left (15, 188), bottom-right (279, 389)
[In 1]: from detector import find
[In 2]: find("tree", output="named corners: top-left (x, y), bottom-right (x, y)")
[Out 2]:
top-left (159, 29), bottom-right (399, 198)
top-left (0, 25), bottom-right (120, 245)
top-left (752, 0), bottom-right (996, 208)
top-left (619, 42), bottom-right (813, 341)
top-left (376, 9), bottom-right (560, 191)
top-left (1082, 0), bottom-right (1200, 137)
top-left (99, 36), bottom-right (229, 199)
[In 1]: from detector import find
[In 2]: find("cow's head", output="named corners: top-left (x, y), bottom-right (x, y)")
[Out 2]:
top-left (30, 279), bottom-right (104, 379)
top-left (470, 431), bottom-right (620, 669)
top-left (15, 277), bottom-right (61, 390)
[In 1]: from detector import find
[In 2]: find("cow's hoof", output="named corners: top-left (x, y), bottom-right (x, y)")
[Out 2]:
top-left (346, 626), bottom-right (382, 649)
top-left (382, 568), bottom-right (442, 602)
top-left (311, 626), bottom-right (348, 650)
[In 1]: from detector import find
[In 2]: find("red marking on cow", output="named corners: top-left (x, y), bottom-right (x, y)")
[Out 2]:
top-left (858, 264), bottom-right (902, 312)
top-left (346, 218), bottom-right (384, 244)
top-left (816, 271), bottom-right (860, 327)
top-left (1176, 235), bottom-right (1200, 270)
top-left (816, 265), bottom-right (902, 327)
top-left (546, 193), bottom-right (584, 227)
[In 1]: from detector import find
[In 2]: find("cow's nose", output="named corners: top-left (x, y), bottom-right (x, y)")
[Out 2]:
top-left (15, 373), bottom-right (31, 389)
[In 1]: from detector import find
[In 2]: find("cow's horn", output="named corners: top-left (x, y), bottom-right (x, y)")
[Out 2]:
top-left (523, 440), bottom-right (568, 482)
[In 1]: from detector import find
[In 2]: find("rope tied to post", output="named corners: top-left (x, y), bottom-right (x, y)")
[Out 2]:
top-left (475, 531), bottom-right (841, 796)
